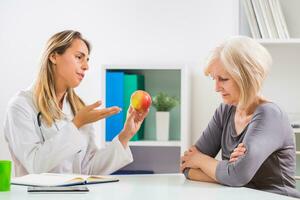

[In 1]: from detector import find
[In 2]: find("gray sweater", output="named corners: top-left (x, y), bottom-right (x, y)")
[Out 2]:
top-left (194, 103), bottom-right (300, 198)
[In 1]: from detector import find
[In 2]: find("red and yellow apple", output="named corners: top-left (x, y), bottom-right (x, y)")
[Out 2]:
top-left (130, 90), bottom-right (152, 112)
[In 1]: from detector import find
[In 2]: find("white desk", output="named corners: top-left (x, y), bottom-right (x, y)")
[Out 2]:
top-left (0, 174), bottom-right (297, 200)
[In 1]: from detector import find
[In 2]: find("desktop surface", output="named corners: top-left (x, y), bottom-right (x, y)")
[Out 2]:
top-left (0, 174), bottom-right (297, 200)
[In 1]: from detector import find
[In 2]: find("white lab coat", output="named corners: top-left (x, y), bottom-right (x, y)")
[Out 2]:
top-left (3, 87), bottom-right (133, 177)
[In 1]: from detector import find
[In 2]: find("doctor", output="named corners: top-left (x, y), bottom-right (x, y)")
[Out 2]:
top-left (4, 30), bottom-right (148, 177)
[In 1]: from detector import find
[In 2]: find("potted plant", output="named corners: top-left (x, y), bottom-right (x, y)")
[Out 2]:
top-left (152, 92), bottom-right (179, 141)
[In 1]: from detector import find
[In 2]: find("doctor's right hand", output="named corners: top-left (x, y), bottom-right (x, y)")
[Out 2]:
top-left (72, 101), bottom-right (121, 129)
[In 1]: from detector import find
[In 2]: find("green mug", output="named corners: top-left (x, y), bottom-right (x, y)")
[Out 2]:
top-left (0, 160), bottom-right (12, 192)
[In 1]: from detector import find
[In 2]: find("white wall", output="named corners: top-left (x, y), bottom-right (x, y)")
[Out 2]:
top-left (0, 0), bottom-right (237, 160)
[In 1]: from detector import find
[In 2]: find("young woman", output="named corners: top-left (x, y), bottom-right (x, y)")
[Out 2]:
top-left (4, 30), bottom-right (148, 177)
top-left (181, 36), bottom-right (300, 198)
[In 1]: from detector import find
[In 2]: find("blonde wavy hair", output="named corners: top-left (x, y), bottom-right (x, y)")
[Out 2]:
top-left (204, 36), bottom-right (272, 108)
top-left (34, 30), bottom-right (91, 126)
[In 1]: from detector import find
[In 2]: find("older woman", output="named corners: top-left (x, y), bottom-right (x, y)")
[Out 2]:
top-left (181, 36), bottom-right (300, 198)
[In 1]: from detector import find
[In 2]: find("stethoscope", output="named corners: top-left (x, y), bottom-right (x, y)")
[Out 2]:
top-left (36, 112), bottom-right (82, 168)
top-left (37, 112), bottom-right (59, 142)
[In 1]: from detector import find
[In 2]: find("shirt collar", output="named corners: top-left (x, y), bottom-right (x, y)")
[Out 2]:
top-left (61, 92), bottom-right (74, 120)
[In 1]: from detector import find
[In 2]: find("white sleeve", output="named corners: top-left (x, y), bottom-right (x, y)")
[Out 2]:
top-left (4, 102), bottom-right (85, 174)
top-left (81, 125), bottom-right (133, 175)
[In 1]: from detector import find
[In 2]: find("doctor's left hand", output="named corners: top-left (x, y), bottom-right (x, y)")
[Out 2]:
top-left (118, 106), bottom-right (149, 147)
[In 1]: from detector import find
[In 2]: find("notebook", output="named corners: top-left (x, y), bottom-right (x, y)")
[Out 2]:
top-left (12, 173), bottom-right (119, 187)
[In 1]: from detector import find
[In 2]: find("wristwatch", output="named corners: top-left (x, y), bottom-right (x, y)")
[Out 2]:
top-left (183, 168), bottom-right (191, 179)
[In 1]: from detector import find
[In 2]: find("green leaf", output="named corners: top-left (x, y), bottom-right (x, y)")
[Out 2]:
top-left (152, 92), bottom-right (179, 111)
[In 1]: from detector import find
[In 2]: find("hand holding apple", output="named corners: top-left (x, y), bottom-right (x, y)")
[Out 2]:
top-left (119, 91), bottom-right (151, 148)
top-left (130, 90), bottom-right (152, 112)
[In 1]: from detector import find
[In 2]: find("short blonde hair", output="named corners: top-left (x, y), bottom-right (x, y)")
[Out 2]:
top-left (204, 36), bottom-right (272, 108)
top-left (34, 30), bottom-right (91, 126)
